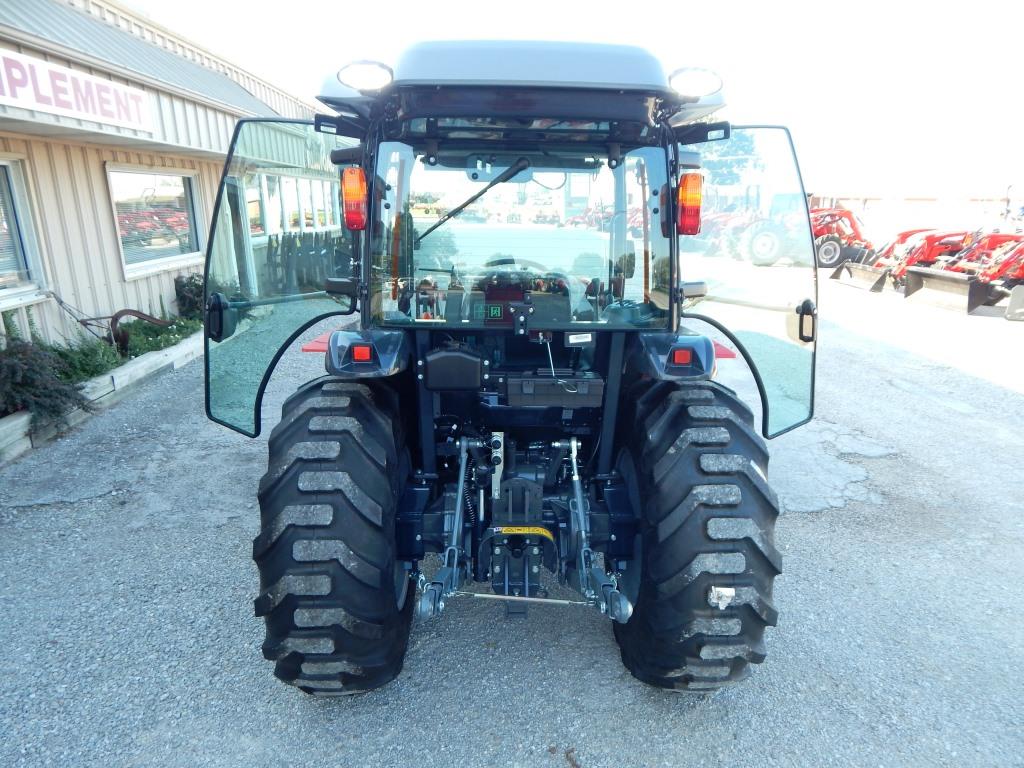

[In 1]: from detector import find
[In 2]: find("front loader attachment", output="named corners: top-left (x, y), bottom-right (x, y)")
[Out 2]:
top-left (830, 261), bottom-right (890, 292)
top-left (903, 266), bottom-right (992, 314)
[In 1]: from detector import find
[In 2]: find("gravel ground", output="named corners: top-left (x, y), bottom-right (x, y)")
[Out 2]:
top-left (1, 284), bottom-right (1023, 768)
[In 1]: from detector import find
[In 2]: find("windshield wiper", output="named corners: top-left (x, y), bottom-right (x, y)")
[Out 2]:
top-left (416, 157), bottom-right (530, 244)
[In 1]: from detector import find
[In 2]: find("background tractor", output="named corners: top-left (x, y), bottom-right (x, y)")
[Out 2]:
top-left (202, 41), bottom-right (818, 695)
top-left (809, 207), bottom-right (875, 268)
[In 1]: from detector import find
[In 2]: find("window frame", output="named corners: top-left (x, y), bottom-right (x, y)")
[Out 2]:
top-left (0, 155), bottom-right (46, 310)
top-left (241, 172), bottom-right (343, 245)
top-left (105, 163), bottom-right (204, 281)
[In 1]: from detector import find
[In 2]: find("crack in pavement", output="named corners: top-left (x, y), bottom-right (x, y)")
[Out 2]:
top-left (771, 419), bottom-right (896, 513)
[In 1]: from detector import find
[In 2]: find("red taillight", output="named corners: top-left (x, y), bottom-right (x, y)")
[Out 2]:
top-left (670, 347), bottom-right (693, 366)
top-left (341, 167), bottom-right (367, 230)
top-left (677, 172), bottom-right (702, 235)
top-left (351, 343), bottom-right (372, 362)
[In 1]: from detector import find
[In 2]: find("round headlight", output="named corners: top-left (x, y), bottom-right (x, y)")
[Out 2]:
top-left (668, 68), bottom-right (723, 100)
top-left (337, 61), bottom-right (394, 93)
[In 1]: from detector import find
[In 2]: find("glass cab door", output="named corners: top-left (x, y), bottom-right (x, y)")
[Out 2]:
top-left (204, 119), bottom-right (355, 436)
top-left (681, 126), bottom-right (817, 437)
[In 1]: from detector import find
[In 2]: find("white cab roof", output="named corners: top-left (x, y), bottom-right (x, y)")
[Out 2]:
top-left (392, 41), bottom-right (670, 91)
top-left (317, 41), bottom-right (725, 123)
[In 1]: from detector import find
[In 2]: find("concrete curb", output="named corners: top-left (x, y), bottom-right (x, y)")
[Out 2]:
top-left (0, 332), bottom-right (203, 465)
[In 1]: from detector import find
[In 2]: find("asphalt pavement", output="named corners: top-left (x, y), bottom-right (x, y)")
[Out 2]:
top-left (1, 281), bottom-right (1022, 768)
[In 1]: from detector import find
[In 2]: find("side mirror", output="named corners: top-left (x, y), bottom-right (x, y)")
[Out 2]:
top-left (314, 113), bottom-right (366, 141)
top-left (674, 120), bottom-right (731, 146)
top-left (325, 277), bottom-right (358, 298)
top-left (681, 281), bottom-right (707, 299)
top-left (325, 278), bottom-right (359, 315)
top-left (205, 292), bottom-right (238, 342)
top-left (330, 145), bottom-right (363, 165)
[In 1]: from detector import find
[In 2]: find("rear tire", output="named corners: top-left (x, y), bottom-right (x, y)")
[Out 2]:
top-left (253, 377), bottom-right (414, 695)
top-left (613, 380), bottom-right (781, 691)
top-left (740, 220), bottom-right (785, 266)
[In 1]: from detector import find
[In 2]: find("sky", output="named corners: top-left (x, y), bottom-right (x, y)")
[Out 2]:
top-left (122, 0), bottom-right (1024, 200)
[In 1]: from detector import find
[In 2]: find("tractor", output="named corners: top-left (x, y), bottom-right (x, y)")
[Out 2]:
top-left (809, 207), bottom-right (874, 268)
top-left (202, 41), bottom-right (818, 695)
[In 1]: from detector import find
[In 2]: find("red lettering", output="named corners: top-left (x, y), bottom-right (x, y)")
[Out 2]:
top-left (95, 83), bottom-right (113, 118)
top-left (114, 89), bottom-right (130, 122)
top-left (72, 78), bottom-right (95, 114)
top-left (28, 64), bottom-right (52, 106)
top-left (49, 70), bottom-right (71, 109)
top-left (4, 58), bottom-right (28, 98)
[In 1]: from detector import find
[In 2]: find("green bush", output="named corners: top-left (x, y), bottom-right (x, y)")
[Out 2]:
top-left (120, 317), bottom-right (202, 357)
top-left (174, 273), bottom-right (205, 319)
top-left (48, 336), bottom-right (122, 384)
top-left (0, 340), bottom-right (91, 429)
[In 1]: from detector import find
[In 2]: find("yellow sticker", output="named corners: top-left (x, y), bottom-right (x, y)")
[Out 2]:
top-left (493, 526), bottom-right (555, 541)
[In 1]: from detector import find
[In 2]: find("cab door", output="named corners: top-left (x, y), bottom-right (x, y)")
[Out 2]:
top-left (204, 119), bottom-right (357, 436)
top-left (680, 126), bottom-right (817, 437)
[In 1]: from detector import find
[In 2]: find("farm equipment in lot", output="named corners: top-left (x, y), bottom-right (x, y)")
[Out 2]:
top-left (905, 239), bottom-right (1024, 316)
top-left (930, 232), bottom-right (1024, 275)
top-left (829, 228), bottom-right (932, 291)
top-left (809, 208), bottom-right (874, 268)
top-left (831, 229), bottom-right (967, 292)
top-left (202, 42), bottom-right (819, 696)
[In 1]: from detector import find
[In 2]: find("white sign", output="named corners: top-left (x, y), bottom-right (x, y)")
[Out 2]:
top-left (0, 48), bottom-right (153, 132)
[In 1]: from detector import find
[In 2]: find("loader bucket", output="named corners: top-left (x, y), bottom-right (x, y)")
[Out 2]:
top-left (903, 267), bottom-right (991, 314)
top-left (1007, 285), bottom-right (1024, 321)
top-left (830, 262), bottom-right (890, 292)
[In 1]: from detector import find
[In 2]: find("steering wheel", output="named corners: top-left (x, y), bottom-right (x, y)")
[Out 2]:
top-left (601, 298), bottom-right (650, 323)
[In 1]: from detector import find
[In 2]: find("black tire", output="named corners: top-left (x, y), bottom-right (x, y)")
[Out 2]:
top-left (740, 220), bottom-right (785, 266)
top-left (613, 379), bottom-right (781, 691)
top-left (814, 235), bottom-right (843, 268)
top-left (253, 377), bottom-right (414, 695)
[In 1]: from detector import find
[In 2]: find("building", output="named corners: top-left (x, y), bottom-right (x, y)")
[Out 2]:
top-left (0, 0), bottom-right (314, 343)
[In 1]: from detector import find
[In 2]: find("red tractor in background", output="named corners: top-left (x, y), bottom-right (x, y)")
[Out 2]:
top-left (810, 208), bottom-right (875, 268)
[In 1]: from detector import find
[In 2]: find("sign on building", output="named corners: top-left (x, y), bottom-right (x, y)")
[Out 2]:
top-left (0, 48), bottom-right (153, 132)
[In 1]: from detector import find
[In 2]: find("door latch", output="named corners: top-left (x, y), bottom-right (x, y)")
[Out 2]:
top-left (795, 298), bottom-right (817, 343)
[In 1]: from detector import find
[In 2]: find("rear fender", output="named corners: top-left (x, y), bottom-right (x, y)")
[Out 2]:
top-left (326, 329), bottom-right (411, 377)
top-left (629, 332), bottom-right (715, 380)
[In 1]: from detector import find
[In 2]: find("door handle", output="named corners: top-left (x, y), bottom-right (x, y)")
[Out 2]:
top-left (795, 298), bottom-right (817, 343)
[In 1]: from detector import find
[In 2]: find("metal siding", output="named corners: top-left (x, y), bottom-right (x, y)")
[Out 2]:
top-left (0, 39), bottom-right (242, 155)
top-left (0, 130), bottom-right (221, 342)
top-left (0, 0), bottom-right (280, 117)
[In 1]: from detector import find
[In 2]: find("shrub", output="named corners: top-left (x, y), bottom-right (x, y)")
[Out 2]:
top-left (47, 336), bottom-right (122, 384)
top-left (0, 340), bottom-right (91, 429)
top-left (174, 273), bottom-right (205, 319)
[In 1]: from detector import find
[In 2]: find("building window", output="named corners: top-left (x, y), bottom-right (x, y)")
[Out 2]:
top-left (0, 166), bottom-right (30, 291)
top-left (245, 175), bottom-right (265, 236)
top-left (299, 178), bottom-right (314, 229)
top-left (263, 175), bottom-right (282, 235)
top-left (311, 180), bottom-right (326, 227)
top-left (281, 176), bottom-right (300, 231)
top-left (108, 169), bottom-right (200, 268)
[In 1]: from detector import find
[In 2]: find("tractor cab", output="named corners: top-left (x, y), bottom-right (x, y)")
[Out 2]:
top-left (204, 41), bottom-right (816, 438)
